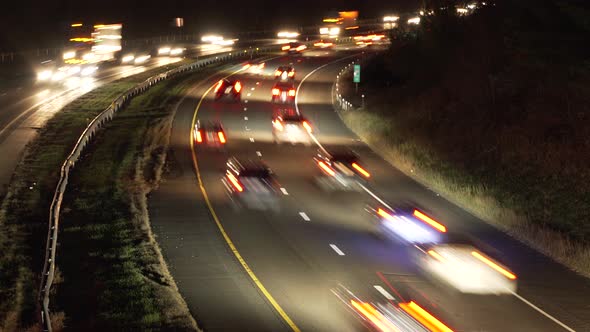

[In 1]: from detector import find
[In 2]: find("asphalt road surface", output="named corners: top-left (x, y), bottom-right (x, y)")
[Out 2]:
top-left (149, 46), bottom-right (590, 331)
top-left (0, 56), bottom-right (189, 198)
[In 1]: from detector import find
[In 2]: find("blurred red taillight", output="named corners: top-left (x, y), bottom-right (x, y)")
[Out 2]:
top-left (302, 121), bottom-right (312, 133)
top-left (214, 80), bottom-right (223, 93)
top-left (352, 162), bottom-right (370, 178)
top-left (218, 131), bottom-right (226, 144)
top-left (273, 120), bottom-right (284, 131)
top-left (318, 161), bottom-right (335, 176)
top-left (227, 173), bottom-right (243, 192)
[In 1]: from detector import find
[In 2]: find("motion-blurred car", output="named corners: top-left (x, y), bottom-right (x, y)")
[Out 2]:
top-left (332, 285), bottom-right (454, 332)
top-left (416, 239), bottom-right (518, 294)
top-left (272, 109), bottom-right (313, 146)
top-left (313, 149), bottom-right (371, 191)
top-left (354, 34), bottom-right (387, 48)
top-left (222, 157), bottom-right (282, 212)
top-left (281, 42), bottom-right (307, 54)
top-left (214, 79), bottom-right (242, 101)
top-left (274, 66), bottom-right (295, 81)
top-left (244, 62), bottom-right (265, 75)
top-left (367, 205), bottom-right (447, 244)
top-left (313, 39), bottom-right (334, 48)
top-left (133, 54), bottom-right (151, 65)
top-left (157, 46), bottom-right (185, 56)
top-left (352, 300), bottom-right (453, 332)
top-left (36, 62), bottom-right (98, 85)
top-left (271, 82), bottom-right (296, 103)
top-left (193, 120), bottom-right (227, 147)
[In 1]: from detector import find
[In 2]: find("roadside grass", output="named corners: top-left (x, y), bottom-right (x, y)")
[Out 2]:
top-left (340, 98), bottom-right (590, 278)
top-left (53, 67), bottom-right (216, 330)
top-left (336, 1), bottom-right (590, 277)
top-left (0, 60), bottom-right (194, 331)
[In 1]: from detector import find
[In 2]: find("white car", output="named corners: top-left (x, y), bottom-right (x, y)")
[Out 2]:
top-left (417, 244), bottom-right (517, 294)
top-left (272, 110), bottom-right (313, 146)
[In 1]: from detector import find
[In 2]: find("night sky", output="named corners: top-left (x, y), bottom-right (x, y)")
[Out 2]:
top-left (0, 0), bottom-right (419, 51)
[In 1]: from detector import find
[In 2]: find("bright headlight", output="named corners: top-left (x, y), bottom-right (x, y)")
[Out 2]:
top-left (122, 54), bottom-right (135, 63)
top-left (37, 70), bottom-right (53, 81)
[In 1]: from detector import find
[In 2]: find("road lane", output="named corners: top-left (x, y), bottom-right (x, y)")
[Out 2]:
top-left (0, 57), bottom-right (185, 197)
top-left (295, 55), bottom-right (590, 331)
top-left (151, 48), bottom-right (590, 331)
top-left (149, 62), bottom-right (299, 332)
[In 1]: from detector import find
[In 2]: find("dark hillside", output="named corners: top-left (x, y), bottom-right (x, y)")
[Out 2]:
top-left (357, 0), bottom-right (590, 243)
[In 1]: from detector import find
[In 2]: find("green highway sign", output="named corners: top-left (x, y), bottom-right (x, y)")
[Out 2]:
top-left (353, 64), bottom-right (361, 83)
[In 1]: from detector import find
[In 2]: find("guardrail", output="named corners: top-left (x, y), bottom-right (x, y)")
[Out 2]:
top-left (38, 36), bottom-right (359, 331)
top-left (37, 44), bottom-right (279, 332)
top-left (334, 60), bottom-right (361, 112)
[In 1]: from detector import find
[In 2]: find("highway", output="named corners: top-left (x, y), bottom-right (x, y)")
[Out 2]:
top-left (0, 56), bottom-right (188, 198)
top-left (149, 46), bottom-right (590, 332)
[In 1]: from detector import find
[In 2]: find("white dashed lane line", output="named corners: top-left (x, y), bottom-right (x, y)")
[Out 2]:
top-left (244, 116), bottom-right (248, 120)
top-left (299, 212), bottom-right (310, 221)
top-left (280, 188), bottom-right (289, 195)
top-left (249, 137), bottom-right (255, 142)
top-left (243, 107), bottom-right (248, 111)
top-left (330, 244), bottom-right (345, 256)
top-left (374, 285), bottom-right (395, 301)
top-left (256, 151), bottom-right (262, 157)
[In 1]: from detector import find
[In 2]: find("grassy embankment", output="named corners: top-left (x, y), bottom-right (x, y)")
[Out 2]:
top-left (52, 64), bottom-right (226, 331)
top-left (0, 60), bottom-right (206, 331)
top-left (340, 1), bottom-right (590, 275)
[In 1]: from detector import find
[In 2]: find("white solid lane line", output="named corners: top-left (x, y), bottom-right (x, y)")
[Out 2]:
top-left (294, 53), bottom-right (361, 155)
top-left (256, 151), bottom-right (262, 157)
top-left (510, 291), bottom-right (576, 332)
top-left (374, 285), bottom-right (395, 301)
top-left (299, 212), bottom-right (310, 221)
top-left (330, 244), bottom-right (345, 256)
top-left (280, 188), bottom-right (289, 195)
top-left (357, 182), bottom-right (394, 211)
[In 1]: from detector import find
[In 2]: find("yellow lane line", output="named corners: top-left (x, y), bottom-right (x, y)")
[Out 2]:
top-left (189, 66), bottom-right (301, 332)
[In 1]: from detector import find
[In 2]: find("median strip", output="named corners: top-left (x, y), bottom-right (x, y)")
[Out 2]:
top-left (0, 46), bottom-right (279, 331)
